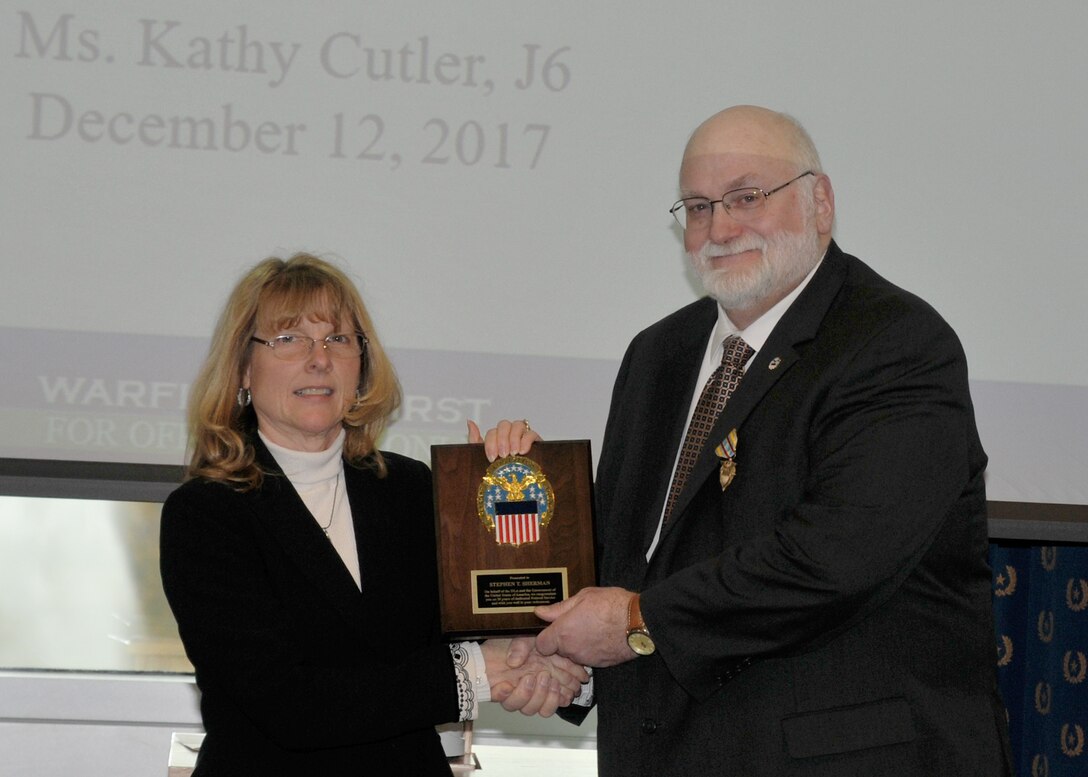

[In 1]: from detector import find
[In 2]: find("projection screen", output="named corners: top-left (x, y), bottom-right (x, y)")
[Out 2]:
top-left (3, 1), bottom-right (1086, 511)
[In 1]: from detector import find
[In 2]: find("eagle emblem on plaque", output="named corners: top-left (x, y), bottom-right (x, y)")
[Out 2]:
top-left (477, 456), bottom-right (555, 547)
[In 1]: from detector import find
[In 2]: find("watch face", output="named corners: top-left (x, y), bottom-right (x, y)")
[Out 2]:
top-left (627, 630), bottom-right (656, 656)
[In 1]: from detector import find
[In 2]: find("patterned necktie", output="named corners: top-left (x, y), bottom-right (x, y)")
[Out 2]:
top-left (663, 334), bottom-right (754, 524)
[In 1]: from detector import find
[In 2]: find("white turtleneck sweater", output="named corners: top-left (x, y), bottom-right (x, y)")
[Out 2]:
top-left (260, 428), bottom-right (361, 588)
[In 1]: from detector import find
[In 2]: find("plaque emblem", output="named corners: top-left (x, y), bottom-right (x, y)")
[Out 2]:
top-left (478, 456), bottom-right (556, 547)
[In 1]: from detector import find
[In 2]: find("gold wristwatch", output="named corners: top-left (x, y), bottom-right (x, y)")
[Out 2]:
top-left (626, 594), bottom-right (656, 656)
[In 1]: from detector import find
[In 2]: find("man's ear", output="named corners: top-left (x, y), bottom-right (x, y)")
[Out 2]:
top-left (812, 174), bottom-right (835, 236)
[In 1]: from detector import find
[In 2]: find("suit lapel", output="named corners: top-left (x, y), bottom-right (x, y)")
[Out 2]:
top-left (659, 244), bottom-right (850, 538)
top-left (251, 439), bottom-right (368, 641)
top-left (341, 460), bottom-right (390, 600)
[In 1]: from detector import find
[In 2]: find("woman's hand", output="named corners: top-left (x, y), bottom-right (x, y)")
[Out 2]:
top-left (467, 418), bottom-right (540, 461)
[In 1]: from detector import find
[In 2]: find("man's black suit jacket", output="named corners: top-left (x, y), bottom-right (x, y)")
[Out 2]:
top-left (160, 440), bottom-right (458, 775)
top-left (589, 243), bottom-right (1014, 775)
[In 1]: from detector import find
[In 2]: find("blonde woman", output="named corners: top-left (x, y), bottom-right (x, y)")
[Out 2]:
top-left (161, 253), bottom-right (584, 775)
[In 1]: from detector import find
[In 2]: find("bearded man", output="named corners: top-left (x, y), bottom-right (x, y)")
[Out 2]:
top-left (526, 105), bottom-right (1015, 776)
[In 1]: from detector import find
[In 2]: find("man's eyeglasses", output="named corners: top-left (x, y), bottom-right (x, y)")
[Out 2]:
top-left (250, 332), bottom-right (368, 361)
top-left (669, 171), bottom-right (814, 230)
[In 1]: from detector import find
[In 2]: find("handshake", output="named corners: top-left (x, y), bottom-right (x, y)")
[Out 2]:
top-left (480, 636), bottom-right (589, 718)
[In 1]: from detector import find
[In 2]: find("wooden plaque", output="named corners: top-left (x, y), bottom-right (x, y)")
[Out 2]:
top-left (432, 440), bottom-right (596, 640)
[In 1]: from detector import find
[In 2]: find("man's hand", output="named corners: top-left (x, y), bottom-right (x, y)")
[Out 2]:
top-left (534, 587), bottom-right (638, 668)
top-left (467, 419), bottom-right (540, 461)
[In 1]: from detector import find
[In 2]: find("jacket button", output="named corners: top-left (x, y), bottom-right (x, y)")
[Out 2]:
top-left (640, 718), bottom-right (658, 734)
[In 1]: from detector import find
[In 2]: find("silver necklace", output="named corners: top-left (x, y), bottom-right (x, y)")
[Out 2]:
top-left (319, 471), bottom-right (340, 539)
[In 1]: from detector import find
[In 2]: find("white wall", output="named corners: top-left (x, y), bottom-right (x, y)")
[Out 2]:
top-left (0, 673), bottom-right (202, 777)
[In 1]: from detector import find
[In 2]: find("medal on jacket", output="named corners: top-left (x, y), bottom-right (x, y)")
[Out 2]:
top-left (714, 428), bottom-right (739, 491)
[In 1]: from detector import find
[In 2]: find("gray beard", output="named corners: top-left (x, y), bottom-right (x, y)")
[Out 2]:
top-left (689, 226), bottom-right (822, 310)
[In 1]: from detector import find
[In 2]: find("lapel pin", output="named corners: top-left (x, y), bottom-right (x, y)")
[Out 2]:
top-left (768, 357), bottom-right (782, 370)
